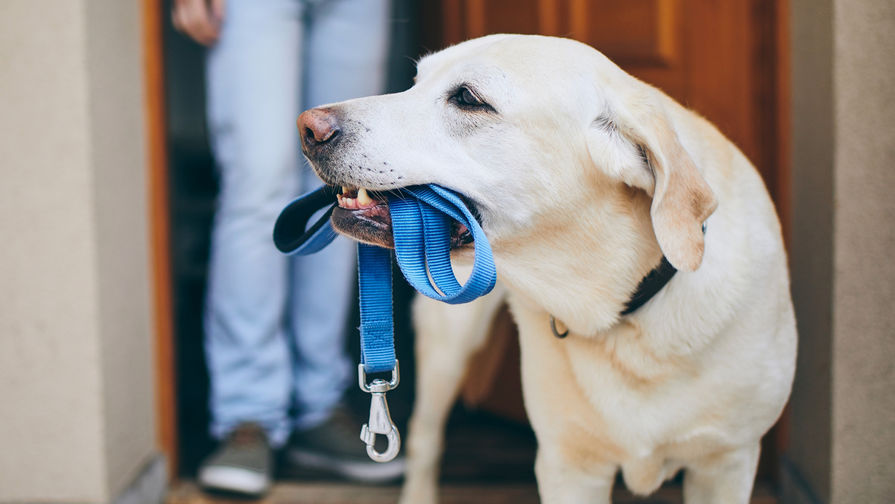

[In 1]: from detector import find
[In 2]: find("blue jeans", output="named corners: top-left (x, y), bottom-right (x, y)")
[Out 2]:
top-left (204, 0), bottom-right (390, 447)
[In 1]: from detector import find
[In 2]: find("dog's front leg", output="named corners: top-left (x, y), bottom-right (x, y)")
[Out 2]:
top-left (683, 442), bottom-right (761, 504)
top-left (535, 449), bottom-right (614, 504)
top-left (399, 283), bottom-right (507, 504)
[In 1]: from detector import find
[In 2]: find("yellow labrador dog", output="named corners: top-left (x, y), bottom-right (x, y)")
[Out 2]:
top-left (296, 35), bottom-right (796, 504)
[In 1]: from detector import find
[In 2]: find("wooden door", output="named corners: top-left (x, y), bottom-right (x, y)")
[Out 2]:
top-left (423, 0), bottom-right (790, 484)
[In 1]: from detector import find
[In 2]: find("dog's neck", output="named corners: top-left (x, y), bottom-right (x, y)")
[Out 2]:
top-left (491, 192), bottom-right (665, 336)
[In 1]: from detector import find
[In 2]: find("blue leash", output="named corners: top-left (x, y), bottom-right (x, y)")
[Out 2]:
top-left (274, 184), bottom-right (496, 462)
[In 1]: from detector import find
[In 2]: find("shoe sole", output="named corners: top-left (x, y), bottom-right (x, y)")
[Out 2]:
top-left (199, 466), bottom-right (270, 496)
top-left (287, 448), bottom-right (406, 483)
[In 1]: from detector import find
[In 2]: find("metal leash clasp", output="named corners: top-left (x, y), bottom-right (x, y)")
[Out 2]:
top-left (358, 360), bottom-right (400, 462)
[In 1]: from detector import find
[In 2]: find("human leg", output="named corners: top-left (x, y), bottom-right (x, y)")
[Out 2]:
top-left (204, 0), bottom-right (304, 448)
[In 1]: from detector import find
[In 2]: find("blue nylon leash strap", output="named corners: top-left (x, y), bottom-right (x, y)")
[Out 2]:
top-left (273, 184), bottom-right (496, 462)
top-left (356, 243), bottom-right (395, 374)
top-left (390, 186), bottom-right (496, 305)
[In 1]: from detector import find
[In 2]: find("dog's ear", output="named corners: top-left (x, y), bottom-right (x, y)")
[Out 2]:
top-left (588, 98), bottom-right (718, 271)
top-left (632, 104), bottom-right (718, 271)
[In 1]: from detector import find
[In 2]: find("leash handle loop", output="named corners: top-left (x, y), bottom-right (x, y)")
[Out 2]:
top-left (390, 185), bottom-right (496, 304)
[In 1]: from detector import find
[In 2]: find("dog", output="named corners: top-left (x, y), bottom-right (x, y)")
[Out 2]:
top-left (296, 34), bottom-right (796, 504)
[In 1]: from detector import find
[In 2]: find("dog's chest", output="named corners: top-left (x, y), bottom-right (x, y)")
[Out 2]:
top-left (517, 314), bottom-right (734, 473)
top-left (561, 330), bottom-right (713, 446)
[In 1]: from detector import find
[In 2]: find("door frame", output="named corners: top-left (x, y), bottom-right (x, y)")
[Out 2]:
top-left (143, 0), bottom-right (178, 478)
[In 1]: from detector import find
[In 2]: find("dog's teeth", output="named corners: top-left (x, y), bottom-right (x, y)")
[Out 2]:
top-left (357, 188), bottom-right (372, 206)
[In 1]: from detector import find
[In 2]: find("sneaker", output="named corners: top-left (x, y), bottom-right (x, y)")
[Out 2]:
top-left (198, 422), bottom-right (273, 496)
top-left (285, 404), bottom-right (406, 483)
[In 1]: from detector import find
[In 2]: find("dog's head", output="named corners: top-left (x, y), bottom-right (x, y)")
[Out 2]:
top-left (299, 35), bottom-right (717, 314)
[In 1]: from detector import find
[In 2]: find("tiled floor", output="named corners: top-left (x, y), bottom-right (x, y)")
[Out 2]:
top-left (170, 410), bottom-right (778, 504)
top-left (167, 481), bottom-right (778, 504)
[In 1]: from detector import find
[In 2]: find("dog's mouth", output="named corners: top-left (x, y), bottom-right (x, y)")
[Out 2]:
top-left (332, 186), bottom-right (474, 250)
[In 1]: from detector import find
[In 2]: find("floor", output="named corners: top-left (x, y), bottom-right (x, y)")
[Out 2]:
top-left (167, 481), bottom-right (778, 504)
top-left (169, 410), bottom-right (778, 504)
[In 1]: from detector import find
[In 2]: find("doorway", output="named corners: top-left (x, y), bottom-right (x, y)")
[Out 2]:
top-left (152, 0), bottom-right (791, 499)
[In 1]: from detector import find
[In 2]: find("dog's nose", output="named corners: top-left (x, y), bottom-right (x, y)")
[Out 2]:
top-left (298, 108), bottom-right (341, 153)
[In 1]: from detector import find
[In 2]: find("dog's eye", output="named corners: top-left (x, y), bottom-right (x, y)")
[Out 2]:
top-left (449, 86), bottom-right (493, 111)
top-left (457, 87), bottom-right (482, 106)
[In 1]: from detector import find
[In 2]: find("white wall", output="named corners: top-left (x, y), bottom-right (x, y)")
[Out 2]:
top-left (787, 0), bottom-right (895, 502)
top-left (830, 0), bottom-right (895, 501)
top-left (0, 0), bottom-right (156, 502)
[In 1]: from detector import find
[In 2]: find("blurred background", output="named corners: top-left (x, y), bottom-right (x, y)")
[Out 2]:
top-left (1, 1), bottom-right (892, 503)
